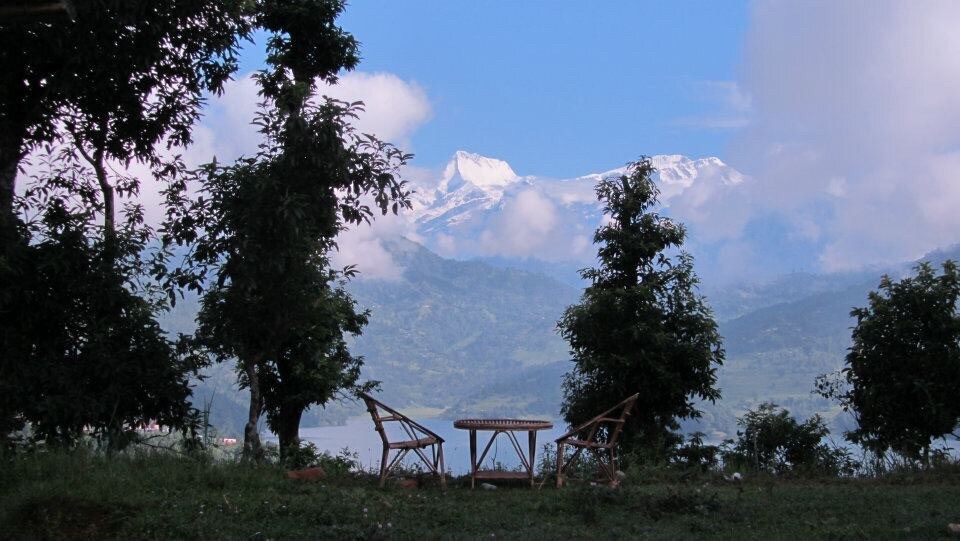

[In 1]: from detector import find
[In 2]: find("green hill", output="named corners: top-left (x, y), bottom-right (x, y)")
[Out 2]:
top-left (346, 238), bottom-right (578, 410)
top-left (165, 238), bottom-right (579, 434)
top-left (164, 239), bottom-right (960, 439)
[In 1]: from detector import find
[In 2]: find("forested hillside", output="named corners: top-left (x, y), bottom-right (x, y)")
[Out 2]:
top-left (173, 240), bottom-right (960, 438)
top-left (175, 238), bottom-right (579, 433)
top-left (345, 238), bottom-right (579, 409)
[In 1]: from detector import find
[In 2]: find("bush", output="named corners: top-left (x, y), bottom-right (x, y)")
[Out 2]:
top-left (537, 442), bottom-right (599, 483)
top-left (671, 432), bottom-right (721, 473)
top-left (281, 442), bottom-right (359, 475)
top-left (820, 261), bottom-right (960, 462)
top-left (722, 403), bottom-right (857, 476)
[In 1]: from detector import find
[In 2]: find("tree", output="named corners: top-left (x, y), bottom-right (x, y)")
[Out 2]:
top-left (819, 261), bottom-right (960, 462)
top-left (0, 1), bottom-right (251, 448)
top-left (558, 158), bottom-right (724, 455)
top-left (259, 283), bottom-right (370, 453)
top-left (0, 154), bottom-right (201, 449)
top-left (176, 105), bottom-right (408, 462)
top-left (164, 0), bottom-right (411, 460)
top-left (0, 1), bottom-right (250, 236)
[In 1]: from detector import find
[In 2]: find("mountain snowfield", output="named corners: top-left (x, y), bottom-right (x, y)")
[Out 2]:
top-left (401, 150), bottom-right (748, 268)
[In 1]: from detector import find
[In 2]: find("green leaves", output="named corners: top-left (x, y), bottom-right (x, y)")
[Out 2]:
top-left (1, 169), bottom-right (200, 448)
top-left (256, 0), bottom-right (359, 110)
top-left (723, 403), bottom-right (855, 475)
top-left (156, 0), bottom-right (412, 459)
top-left (559, 158), bottom-right (724, 454)
top-left (832, 261), bottom-right (960, 461)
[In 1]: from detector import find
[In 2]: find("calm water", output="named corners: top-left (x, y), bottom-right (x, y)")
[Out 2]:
top-left (266, 417), bottom-right (567, 475)
top-left (264, 418), bottom-right (960, 475)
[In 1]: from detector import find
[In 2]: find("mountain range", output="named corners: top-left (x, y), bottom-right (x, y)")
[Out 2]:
top-left (165, 150), bottom-right (960, 442)
top-left (179, 237), bottom-right (960, 440)
top-left (391, 150), bottom-right (746, 287)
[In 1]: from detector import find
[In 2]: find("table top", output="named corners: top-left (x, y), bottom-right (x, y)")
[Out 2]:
top-left (453, 419), bottom-right (554, 431)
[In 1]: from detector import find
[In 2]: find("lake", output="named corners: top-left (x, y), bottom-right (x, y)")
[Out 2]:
top-left (265, 416), bottom-right (568, 475)
top-left (264, 418), bottom-right (960, 475)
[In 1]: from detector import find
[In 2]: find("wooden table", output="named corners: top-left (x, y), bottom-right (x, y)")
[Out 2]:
top-left (453, 419), bottom-right (553, 488)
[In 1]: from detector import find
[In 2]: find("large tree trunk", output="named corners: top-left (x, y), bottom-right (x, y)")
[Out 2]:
top-left (0, 127), bottom-right (24, 238)
top-left (276, 401), bottom-right (304, 464)
top-left (242, 362), bottom-right (263, 462)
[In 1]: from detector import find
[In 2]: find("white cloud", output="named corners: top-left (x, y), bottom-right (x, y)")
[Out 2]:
top-left (332, 211), bottom-right (411, 282)
top-left (434, 232), bottom-right (457, 257)
top-left (659, 165), bottom-right (754, 242)
top-left (185, 70), bottom-right (431, 165)
top-left (320, 72), bottom-right (432, 148)
top-left (183, 74), bottom-right (263, 167)
top-left (480, 188), bottom-right (561, 258)
top-left (825, 177), bottom-right (847, 198)
top-left (19, 70), bottom-right (431, 245)
top-left (185, 71), bottom-right (431, 280)
top-left (728, 0), bottom-right (960, 271)
top-left (706, 81), bottom-right (752, 114)
top-left (712, 240), bottom-right (759, 285)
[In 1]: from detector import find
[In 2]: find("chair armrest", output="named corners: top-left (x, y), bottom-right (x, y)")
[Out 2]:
top-left (404, 419), bottom-right (444, 442)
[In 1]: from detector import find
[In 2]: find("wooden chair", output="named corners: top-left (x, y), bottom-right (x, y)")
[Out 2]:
top-left (555, 393), bottom-right (640, 488)
top-left (360, 392), bottom-right (446, 488)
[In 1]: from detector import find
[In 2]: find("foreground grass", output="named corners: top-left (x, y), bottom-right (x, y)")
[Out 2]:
top-left (2, 452), bottom-right (960, 540)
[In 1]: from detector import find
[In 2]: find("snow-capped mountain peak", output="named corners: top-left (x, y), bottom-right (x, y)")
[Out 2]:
top-left (438, 150), bottom-right (520, 193)
top-left (651, 155), bottom-right (743, 187)
top-left (409, 150), bottom-right (747, 240)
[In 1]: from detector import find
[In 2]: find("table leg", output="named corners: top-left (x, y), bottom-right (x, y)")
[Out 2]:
top-left (469, 429), bottom-right (477, 489)
top-left (528, 430), bottom-right (537, 487)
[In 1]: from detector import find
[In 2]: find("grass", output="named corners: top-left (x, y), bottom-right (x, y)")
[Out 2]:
top-left (3, 451), bottom-right (960, 540)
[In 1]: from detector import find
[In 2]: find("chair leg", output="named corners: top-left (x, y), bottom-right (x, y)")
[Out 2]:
top-left (591, 449), bottom-right (616, 486)
top-left (438, 443), bottom-right (446, 490)
top-left (556, 442), bottom-right (564, 488)
top-left (379, 445), bottom-right (390, 487)
top-left (609, 450), bottom-right (620, 487)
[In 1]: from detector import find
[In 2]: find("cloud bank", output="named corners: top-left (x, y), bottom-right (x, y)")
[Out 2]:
top-left (320, 72), bottom-right (432, 148)
top-left (186, 71), bottom-right (432, 281)
top-left (729, 0), bottom-right (960, 271)
top-left (20, 70), bottom-right (432, 282)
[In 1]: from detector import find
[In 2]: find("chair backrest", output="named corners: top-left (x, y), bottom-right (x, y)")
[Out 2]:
top-left (360, 392), bottom-right (444, 446)
top-left (556, 393), bottom-right (640, 448)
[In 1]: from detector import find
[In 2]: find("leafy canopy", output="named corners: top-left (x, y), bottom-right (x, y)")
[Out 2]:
top-left (820, 261), bottom-right (960, 460)
top-left (559, 158), bottom-right (724, 454)
top-left (0, 1), bottom-right (251, 448)
top-left (0, 0), bottom-right (251, 226)
top-left (162, 0), bottom-right (411, 459)
top-left (0, 152), bottom-right (200, 449)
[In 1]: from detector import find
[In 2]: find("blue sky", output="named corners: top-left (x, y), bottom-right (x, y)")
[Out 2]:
top-left (215, 2), bottom-right (960, 279)
top-left (336, 1), bottom-right (750, 177)
top-left (235, 2), bottom-right (751, 177)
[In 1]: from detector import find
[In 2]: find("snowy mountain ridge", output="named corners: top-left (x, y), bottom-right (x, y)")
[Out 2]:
top-left (439, 150), bottom-right (521, 191)
top-left (408, 150), bottom-right (746, 238)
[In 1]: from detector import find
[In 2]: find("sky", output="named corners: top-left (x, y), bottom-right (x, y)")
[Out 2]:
top-left (333, 1), bottom-right (751, 177)
top-left (158, 2), bottom-right (960, 282)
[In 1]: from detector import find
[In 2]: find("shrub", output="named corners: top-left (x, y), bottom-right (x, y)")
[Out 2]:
top-left (819, 261), bottom-right (960, 462)
top-left (671, 432), bottom-right (721, 473)
top-left (722, 403), bottom-right (857, 476)
top-left (282, 442), bottom-right (359, 475)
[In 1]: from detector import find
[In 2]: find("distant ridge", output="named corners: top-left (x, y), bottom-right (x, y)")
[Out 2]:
top-left (166, 235), bottom-right (960, 438)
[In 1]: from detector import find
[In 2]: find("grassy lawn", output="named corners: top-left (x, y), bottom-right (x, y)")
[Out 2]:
top-left (2, 452), bottom-right (960, 540)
